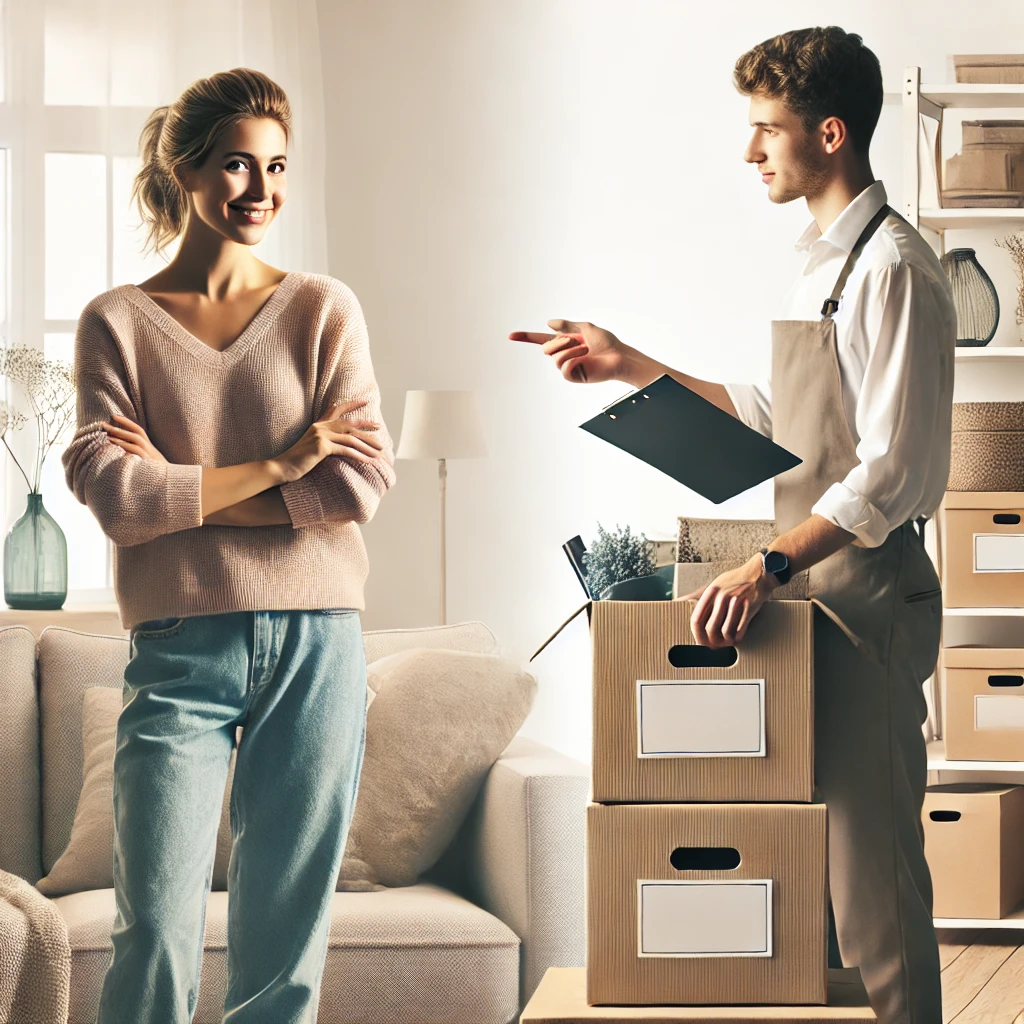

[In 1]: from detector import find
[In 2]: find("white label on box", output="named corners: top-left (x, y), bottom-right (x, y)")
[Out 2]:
top-left (637, 879), bottom-right (773, 958)
top-left (974, 533), bottom-right (1024, 573)
top-left (636, 679), bottom-right (766, 758)
top-left (975, 694), bottom-right (1024, 730)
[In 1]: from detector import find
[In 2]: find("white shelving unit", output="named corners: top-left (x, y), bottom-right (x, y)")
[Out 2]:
top-left (904, 67), bottom-right (1024, 931)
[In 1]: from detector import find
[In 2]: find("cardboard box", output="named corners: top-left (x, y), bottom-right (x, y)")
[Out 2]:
top-left (962, 120), bottom-right (1024, 147)
top-left (944, 148), bottom-right (1024, 191)
top-left (586, 801), bottom-right (828, 1006)
top-left (938, 492), bottom-right (1024, 607)
top-left (954, 54), bottom-right (1024, 84)
top-left (943, 646), bottom-right (1024, 760)
top-left (520, 967), bottom-right (875, 1022)
top-left (923, 783), bottom-right (1024, 918)
top-left (583, 599), bottom-right (813, 803)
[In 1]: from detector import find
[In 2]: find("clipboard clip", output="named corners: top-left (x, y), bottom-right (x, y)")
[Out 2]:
top-left (599, 385), bottom-right (654, 415)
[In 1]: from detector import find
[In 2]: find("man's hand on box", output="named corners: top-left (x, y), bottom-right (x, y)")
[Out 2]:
top-left (679, 553), bottom-right (778, 648)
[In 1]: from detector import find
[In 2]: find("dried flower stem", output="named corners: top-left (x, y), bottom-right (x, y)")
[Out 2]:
top-left (995, 231), bottom-right (1024, 327)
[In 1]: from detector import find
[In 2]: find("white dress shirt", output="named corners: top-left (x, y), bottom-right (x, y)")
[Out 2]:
top-left (724, 180), bottom-right (956, 549)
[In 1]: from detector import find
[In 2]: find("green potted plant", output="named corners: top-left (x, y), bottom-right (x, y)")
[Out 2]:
top-left (583, 522), bottom-right (673, 601)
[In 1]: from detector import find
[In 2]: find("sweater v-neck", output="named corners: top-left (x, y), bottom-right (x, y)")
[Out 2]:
top-left (122, 271), bottom-right (303, 367)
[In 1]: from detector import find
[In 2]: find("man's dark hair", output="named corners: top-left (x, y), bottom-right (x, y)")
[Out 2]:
top-left (733, 26), bottom-right (884, 156)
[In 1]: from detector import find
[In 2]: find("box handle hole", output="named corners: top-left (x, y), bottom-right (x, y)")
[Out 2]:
top-left (668, 645), bottom-right (738, 668)
top-left (670, 846), bottom-right (741, 871)
top-left (929, 811), bottom-right (961, 822)
top-left (989, 675), bottom-right (1024, 687)
top-left (993, 514), bottom-right (1022, 525)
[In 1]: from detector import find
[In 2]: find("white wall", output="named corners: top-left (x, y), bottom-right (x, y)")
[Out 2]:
top-left (317, 0), bottom-right (1024, 763)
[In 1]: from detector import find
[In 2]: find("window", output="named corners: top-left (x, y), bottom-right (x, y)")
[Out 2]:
top-left (2, 0), bottom-right (276, 600)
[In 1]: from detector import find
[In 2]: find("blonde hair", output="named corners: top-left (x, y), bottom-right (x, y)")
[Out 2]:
top-left (131, 67), bottom-right (292, 258)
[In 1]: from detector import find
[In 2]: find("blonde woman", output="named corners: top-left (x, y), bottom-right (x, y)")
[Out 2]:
top-left (61, 67), bottom-right (396, 1023)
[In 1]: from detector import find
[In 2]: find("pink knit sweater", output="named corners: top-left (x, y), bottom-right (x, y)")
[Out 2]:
top-left (61, 271), bottom-right (396, 630)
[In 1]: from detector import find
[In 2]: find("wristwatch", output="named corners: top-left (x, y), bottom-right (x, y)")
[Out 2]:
top-left (759, 547), bottom-right (792, 586)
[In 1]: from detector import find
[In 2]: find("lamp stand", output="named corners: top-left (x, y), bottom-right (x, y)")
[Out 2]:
top-left (438, 457), bottom-right (447, 625)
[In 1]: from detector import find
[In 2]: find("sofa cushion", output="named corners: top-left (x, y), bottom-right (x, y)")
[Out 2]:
top-left (54, 882), bottom-right (520, 1024)
top-left (338, 649), bottom-right (537, 889)
top-left (31, 621), bottom-right (497, 885)
top-left (35, 646), bottom-right (535, 897)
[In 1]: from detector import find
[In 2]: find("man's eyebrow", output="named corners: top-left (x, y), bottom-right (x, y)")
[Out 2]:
top-left (751, 120), bottom-right (782, 128)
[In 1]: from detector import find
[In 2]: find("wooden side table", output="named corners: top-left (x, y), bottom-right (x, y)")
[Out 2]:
top-left (0, 601), bottom-right (126, 639)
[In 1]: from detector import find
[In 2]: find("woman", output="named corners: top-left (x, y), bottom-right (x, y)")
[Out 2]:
top-left (60, 67), bottom-right (396, 1023)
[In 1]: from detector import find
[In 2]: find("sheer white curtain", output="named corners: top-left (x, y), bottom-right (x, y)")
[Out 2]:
top-left (1, 0), bottom-right (328, 599)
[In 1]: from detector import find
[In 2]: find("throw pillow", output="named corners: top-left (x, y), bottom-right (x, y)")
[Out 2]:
top-left (336, 648), bottom-right (537, 890)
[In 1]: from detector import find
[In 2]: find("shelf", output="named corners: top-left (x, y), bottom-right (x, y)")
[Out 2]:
top-left (928, 738), bottom-right (1024, 772)
top-left (919, 208), bottom-right (1024, 230)
top-left (934, 905), bottom-right (1024, 929)
top-left (920, 83), bottom-right (1024, 109)
top-left (955, 347), bottom-right (1024, 361)
top-left (944, 606), bottom-right (1024, 615)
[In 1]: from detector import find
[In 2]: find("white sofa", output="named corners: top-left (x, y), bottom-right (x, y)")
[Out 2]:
top-left (0, 619), bottom-right (588, 1024)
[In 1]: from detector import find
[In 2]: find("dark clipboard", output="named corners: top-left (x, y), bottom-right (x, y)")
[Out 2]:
top-left (579, 373), bottom-right (801, 504)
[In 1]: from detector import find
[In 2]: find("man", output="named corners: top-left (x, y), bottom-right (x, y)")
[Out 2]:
top-left (511, 26), bottom-right (955, 1024)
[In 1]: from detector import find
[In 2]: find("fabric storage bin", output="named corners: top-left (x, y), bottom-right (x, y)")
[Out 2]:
top-left (949, 403), bottom-right (1024, 492)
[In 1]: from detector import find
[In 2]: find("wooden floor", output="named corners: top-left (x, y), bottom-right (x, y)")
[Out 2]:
top-left (939, 928), bottom-right (1024, 1023)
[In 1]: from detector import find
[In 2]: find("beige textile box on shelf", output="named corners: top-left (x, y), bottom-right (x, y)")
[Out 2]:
top-left (944, 149), bottom-right (1024, 192)
top-left (590, 599), bottom-right (814, 804)
top-left (954, 54), bottom-right (1024, 84)
top-left (521, 967), bottom-right (875, 1022)
top-left (948, 403), bottom-right (1024, 492)
top-left (942, 646), bottom-right (1024, 761)
top-left (585, 801), bottom-right (828, 1007)
top-left (962, 120), bottom-right (1024, 147)
top-left (922, 783), bottom-right (1024, 919)
top-left (937, 492), bottom-right (1024, 607)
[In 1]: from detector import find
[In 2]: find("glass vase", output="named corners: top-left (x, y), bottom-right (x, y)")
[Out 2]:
top-left (4, 490), bottom-right (68, 610)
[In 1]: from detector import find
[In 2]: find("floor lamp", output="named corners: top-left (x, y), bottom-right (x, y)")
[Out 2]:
top-left (395, 390), bottom-right (487, 625)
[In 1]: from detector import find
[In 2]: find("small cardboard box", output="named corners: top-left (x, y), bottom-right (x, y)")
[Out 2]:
top-left (549, 598), bottom-right (814, 803)
top-left (521, 967), bottom-right (875, 1022)
top-left (943, 646), bottom-right (1024, 761)
top-left (586, 801), bottom-right (828, 1006)
top-left (923, 783), bottom-right (1024, 918)
top-left (944, 148), bottom-right (1024, 191)
top-left (937, 492), bottom-right (1024, 607)
top-left (954, 54), bottom-right (1024, 85)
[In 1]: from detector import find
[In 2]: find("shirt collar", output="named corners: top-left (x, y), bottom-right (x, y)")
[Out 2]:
top-left (794, 180), bottom-right (888, 254)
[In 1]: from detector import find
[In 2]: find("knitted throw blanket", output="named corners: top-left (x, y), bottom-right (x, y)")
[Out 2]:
top-left (0, 868), bottom-right (70, 1024)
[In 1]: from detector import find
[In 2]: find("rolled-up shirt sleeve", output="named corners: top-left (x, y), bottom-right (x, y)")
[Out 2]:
top-left (723, 379), bottom-right (772, 438)
top-left (811, 257), bottom-right (954, 548)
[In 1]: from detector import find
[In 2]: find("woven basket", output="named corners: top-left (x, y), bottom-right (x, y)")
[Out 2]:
top-left (948, 431), bottom-right (1024, 490)
top-left (952, 401), bottom-right (1024, 431)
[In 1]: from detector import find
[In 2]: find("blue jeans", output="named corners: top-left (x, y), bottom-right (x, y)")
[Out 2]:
top-left (96, 608), bottom-right (368, 1024)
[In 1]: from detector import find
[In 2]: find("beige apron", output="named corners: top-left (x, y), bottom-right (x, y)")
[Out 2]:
top-left (770, 202), bottom-right (944, 1024)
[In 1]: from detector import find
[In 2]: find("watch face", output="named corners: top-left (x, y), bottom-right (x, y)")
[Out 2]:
top-left (764, 550), bottom-right (788, 575)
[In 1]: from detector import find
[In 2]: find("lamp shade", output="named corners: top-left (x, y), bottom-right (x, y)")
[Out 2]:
top-left (395, 390), bottom-right (488, 460)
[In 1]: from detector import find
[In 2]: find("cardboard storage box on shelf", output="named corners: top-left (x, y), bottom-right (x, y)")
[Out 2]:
top-left (954, 54), bottom-right (1024, 84)
top-left (586, 801), bottom-right (828, 1007)
top-left (962, 120), bottom-right (1024, 147)
top-left (586, 599), bottom-right (814, 803)
top-left (937, 492), bottom-right (1024, 607)
top-left (942, 646), bottom-right (1024, 761)
top-left (944, 148), bottom-right (1024, 192)
top-left (520, 967), bottom-right (876, 1022)
top-left (922, 783), bottom-right (1024, 919)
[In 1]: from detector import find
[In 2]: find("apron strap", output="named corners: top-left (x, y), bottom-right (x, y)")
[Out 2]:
top-left (820, 202), bottom-right (896, 318)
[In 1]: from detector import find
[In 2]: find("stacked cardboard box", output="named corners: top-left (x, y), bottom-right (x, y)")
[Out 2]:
top-left (942, 120), bottom-right (1024, 208)
top-left (932, 470), bottom-right (1024, 919)
top-left (589, 518), bottom-right (828, 1008)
